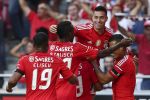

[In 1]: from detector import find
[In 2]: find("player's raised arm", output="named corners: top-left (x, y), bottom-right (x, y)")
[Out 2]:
top-left (117, 22), bottom-right (136, 41)
top-left (19, 0), bottom-right (31, 16)
top-left (6, 71), bottom-right (23, 92)
top-left (97, 38), bottom-right (132, 58)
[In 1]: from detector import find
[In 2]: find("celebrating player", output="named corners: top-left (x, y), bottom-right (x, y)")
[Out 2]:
top-left (48, 21), bottom-right (132, 100)
top-left (93, 34), bottom-right (136, 100)
top-left (6, 33), bottom-right (77, 100)
top-left (50, 6), bottom-right (112, 50)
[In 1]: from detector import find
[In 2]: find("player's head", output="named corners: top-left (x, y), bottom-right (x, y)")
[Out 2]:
top-left (36, 27), bottom-right (49, 35)
top-left (109, 34), bottom-right (126, 59)
top-left (37, 2), bottom-right (49, 18)
top-left (33, 32), bottom-right (49, 52)
top-left (92, 6), bottom-right (108, 31)
top-left (26, 40), bottom-right (34, 54)
top-left (57, 21), bottom-right (74, 42)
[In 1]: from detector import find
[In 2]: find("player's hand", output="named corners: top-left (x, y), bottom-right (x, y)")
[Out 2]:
top-left (49, 25), bottom-right (57, 33)
top-left (120, 38), bottom-right (133, 47)
top-left (21, 37), bottom-right (29, 45)
top-left (6, 86), bottom-right (13, 92)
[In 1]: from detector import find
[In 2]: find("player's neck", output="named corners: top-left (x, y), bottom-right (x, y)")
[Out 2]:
top-left (35, 47), bottom-right (48, 53)
top-left (59, 39), bottom-right (72, 42)
top-left (95, 28), bottom-right (105, 35)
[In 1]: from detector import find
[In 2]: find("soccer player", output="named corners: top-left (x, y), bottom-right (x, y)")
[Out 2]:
top-left (6, 33), bottom-right (77, 100)
top-left (118, 20), bottom-right (150, 90)
top-left (48, 21), bottom-right (132, 100)
top-left (93, 34), bottom-right (136, 100)
top-left (50, 6), bottom-right (112, 50)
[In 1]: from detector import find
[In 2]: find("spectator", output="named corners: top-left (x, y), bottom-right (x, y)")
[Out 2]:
top-left (67, 3), bottom-right (91, 26)
top-left (118, 20), bottom-right (150, 90)
top-left (103, 56), bottom-right (114, 73)
top-left (0, 12), bottom-right (6, 88)
top-left (19, 0), bottom-right (58, 41)
top-left (8, 0), bottom-right (30, 40)
top-left (103, 56), bottom-right (114, 89)
top-left (10, 37), bottom-right (34, 58)
top-left (10, 37), bottom-right (34, 88)
top-left (124, 0), bottom-right (142, 16)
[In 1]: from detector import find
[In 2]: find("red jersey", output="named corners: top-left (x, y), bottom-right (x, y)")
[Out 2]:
top-left (74, 23), bottom-right (112, 50)
top-left (48, 42), bottom-right (98, 100)
top-left (16, 52), bottom-right (73, 100)
top-left (28, 11), bottom-right (58, 41)
top-left (109, 55), bottom-right (136, 100)
top-left (76, 62), bottom-right (98, 100)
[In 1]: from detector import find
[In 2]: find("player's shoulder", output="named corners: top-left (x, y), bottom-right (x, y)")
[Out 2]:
top-left (105, 27), bottom-right (113, 35)
top-left (19, 54), bottom-right (29, 61)
top-left (116, 55), bottom-right (129, 66)
top-left (74, 42), bottom-right (88, 48)
top-left (75, 23), bottom-right (93, 31)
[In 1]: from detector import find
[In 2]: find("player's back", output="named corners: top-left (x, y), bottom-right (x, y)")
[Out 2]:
top-left (48, 41), bottom-right (98, 100)
top-left (19, 52), bottom-right (71, 100)
top-left (112, 55), bottom-right (136, 100)
top-left (77, 62), bottom-right (98, 100)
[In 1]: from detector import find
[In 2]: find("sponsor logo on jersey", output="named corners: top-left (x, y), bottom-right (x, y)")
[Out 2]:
top-left (29, 56), bottom-right (54, 63)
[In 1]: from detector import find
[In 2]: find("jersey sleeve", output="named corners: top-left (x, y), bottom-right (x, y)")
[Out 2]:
top-left (109, 56), bottom-right (128, 79)
top-left (27, 10), bottom-right (36, 22)
top-left (75, 43), bottom-right (98, 60)
top-left (59, 60), bottom-right (74, 80)
top-left (74, 24), bottom-right (93, 38)
top-left (16, 56), bottom-right (26, 74)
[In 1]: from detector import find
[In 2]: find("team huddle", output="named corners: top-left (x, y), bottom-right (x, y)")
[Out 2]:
top-left (6, 6), bottom-right (136, 100)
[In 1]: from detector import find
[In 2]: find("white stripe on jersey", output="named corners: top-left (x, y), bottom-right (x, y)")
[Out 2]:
top-left (76, 24), bottom-right (93, 30)
top-left (105, 27), bottom-right (113, 34)
top-left (117, 55), bottom-right (129, 67)
top-left (115, 65), bottom-right (123, 71)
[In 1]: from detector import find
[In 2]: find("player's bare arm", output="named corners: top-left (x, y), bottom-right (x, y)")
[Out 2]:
top-left (68, 74), bottom-right (78, 84)
top-left (97, 39), bottom-right (132, 58)
top-left (19, 0), bottom-right (31, 16)
top-left (6, 71), bottom-right (23, 92)
top-left (93, 82), bottom-right (103, 91)
top-left (92, 61), bottom-right (114, 84)
top-left (118, 23), bottom-right (136, 41)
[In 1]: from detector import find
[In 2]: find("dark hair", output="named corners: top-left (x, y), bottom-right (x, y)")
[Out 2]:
top-left (109, 34), bottom-right (124, 43)
top-left (36, 27), bottom-right (49, 35)
top-left (94, 6), bottom-right (107, 15)
top-left (57, 21), bottom-right (74, 39)
top-left (33, 32), bottom-right (48, 49)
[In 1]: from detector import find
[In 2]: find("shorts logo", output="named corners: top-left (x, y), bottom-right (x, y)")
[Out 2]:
top-left (49, 45), bottom-right (55, 51)
top-left (29, 56), bottom-right (34, 62)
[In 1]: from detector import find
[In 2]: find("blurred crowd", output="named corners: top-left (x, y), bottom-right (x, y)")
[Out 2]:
top-left (0, 0), bottom-right (150, 91)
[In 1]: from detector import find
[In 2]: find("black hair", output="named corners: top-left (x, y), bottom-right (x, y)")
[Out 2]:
top-left (36, 27), bottom-right (49, 35)
top-left (94, 6), bottom-right (107, 15)
top-left (109, 34), bottom-right (124, 43)
top-left (57, 21), bottom-right (74, 39)
top-left (33, 32), bottom-right (48, 50)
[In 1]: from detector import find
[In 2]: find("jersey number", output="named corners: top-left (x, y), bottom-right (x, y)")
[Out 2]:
top-left (59, 58), bottom-right (72, 78)
top-left (76, 76), bottom-right (83, 97)
top-left (32, 69), bottom-right (52, 90)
